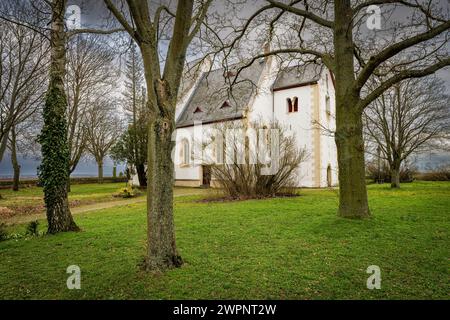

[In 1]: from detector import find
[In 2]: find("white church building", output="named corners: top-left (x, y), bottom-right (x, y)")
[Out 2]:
top-left (134, 54), bottom-right (338, 188)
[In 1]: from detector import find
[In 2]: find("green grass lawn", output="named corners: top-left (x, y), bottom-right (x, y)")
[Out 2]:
top-left (0, 182), bottom-right (129, 206)
top-left (0, 183), bottom-right (207, 225)
top-left (0, 181), bottom-right (448, 299)
top-left (0, 182), bottom-right (129, 219)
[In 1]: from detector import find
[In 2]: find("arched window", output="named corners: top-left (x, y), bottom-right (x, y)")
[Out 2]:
top-left (293, 97), bottom-right (298, 112)
top-left (288, 97), bottom-right (298, 113)
top-left (287, 98), bottom-right (292, 113)
top-left (181, 139), bottom-right (190, 165)
top-left (327, 165), bottom-right (332, 187)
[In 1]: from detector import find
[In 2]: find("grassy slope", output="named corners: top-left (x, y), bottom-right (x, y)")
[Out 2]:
top-left (0, 181), bottom-right (448, 299)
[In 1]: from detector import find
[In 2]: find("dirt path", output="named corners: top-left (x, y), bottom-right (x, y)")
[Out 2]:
top-left (4, 192), bottom-right (202, 226)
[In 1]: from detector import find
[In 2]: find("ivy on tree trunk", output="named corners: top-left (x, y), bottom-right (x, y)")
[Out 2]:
top-left (38, 0), bottom-right (79, 234)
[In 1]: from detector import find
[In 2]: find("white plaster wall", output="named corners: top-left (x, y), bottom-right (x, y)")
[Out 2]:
top-left (273, 86), bottom-right (315, 187)
top-left (317, 69), bottom-right (338, 187)
top-left (173, 125), bottom-right (202, 181)
top-left (247, 57), bottom-right (279, 124)
top-left (173, 122), bottom-right (243, 181)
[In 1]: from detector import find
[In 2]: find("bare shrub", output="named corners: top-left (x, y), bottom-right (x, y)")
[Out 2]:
top-left (199, 120), bottom-right (308, 199)
top-left (416, 166), bottom-right (450, 181)
top-left (366, 161), bottom-right (416, 183)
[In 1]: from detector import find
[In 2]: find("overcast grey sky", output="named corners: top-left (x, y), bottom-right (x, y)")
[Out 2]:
top-left (68, 0), bottom-right (449, 91)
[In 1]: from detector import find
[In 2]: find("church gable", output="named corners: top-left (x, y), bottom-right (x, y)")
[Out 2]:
top-left (176, 60), bottom-right (266, 128)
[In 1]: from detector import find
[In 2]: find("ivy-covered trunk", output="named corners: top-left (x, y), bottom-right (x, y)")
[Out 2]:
top-left (38, 0), bottom-right (79, 234)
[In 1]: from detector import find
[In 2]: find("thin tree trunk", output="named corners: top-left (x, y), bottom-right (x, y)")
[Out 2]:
top-left (98, 160), bottom-right (104, 184)
top-left (334, 0), bottom-right (370, 218)
top-left (40, 0), bottom-right (78, 234)
top-left (136, 163), bottom-right (147, 187)
top-left (0, 131), bottom-right (9, 163)
top-left (10, 127), bottom-right (20, 191)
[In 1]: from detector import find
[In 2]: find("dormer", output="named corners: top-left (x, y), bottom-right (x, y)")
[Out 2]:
top-left (193, 107), bottom-right (203, 114)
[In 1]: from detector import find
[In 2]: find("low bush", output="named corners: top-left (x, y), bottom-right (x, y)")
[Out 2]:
top-left (415, 166), bottom-right (450, 181)
top-left (113, 184), bottom-right (141, 198)
top-left (25, 221), bottom-right (40, 237)
top-left (366, 162), bottom-right (415, 183)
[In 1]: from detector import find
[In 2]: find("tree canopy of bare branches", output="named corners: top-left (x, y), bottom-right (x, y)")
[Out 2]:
top-left (364, 76), bottom-right (449, 188)
top-left (0, 16), bottom-right (48, 163)
top-left (85, 100), bottom-right (122, 184)
top-left (66, 34), bottom-right (117, 176)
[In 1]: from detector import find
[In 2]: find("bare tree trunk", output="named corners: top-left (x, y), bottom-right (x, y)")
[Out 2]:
top-left (334, 0), bottom-right (370, 218)
top-left (10, 127), bottom-right (20, 191)
top-left (335, 106), bottom-right (370, 218)
top-left (97, 160), bottom-right (104, 184)
top-left (0, 131), bottom-right (9, 163)
top-left (144, 115), bottom-right (182, 270)
top-left (104, 0), bottom-right (201, 271)
top-left (390, 161), bottom-right (401, 188)
top-left (40, 0), bottom-right (79, 234)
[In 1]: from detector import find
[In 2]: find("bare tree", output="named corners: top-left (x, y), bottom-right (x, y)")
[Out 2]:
top-left (364, 76), bottom-right (449, 188)
top-left (65, 34), bottom-right (117, 179)
top-left (218, 0), bottom-right (449, 218)
top-left (121, 42), bottom-right (147, 186)
top-left (103, 0), bottom-right (212, 270)
top-left (6, 112), bottom-right (42, 192)
top-left (1, 0), bottom-right (126, 233)
top-left (8, 125), bottom-right (20, 191)
top-left (0, 15), bottom-right (48, 163)
top-left (85, 100), bottom-right (121, 184)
